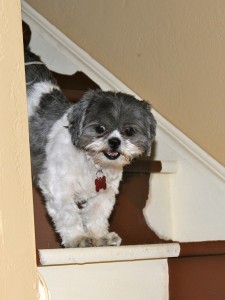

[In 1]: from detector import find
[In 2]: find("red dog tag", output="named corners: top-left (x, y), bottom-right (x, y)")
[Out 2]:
top-left (95, 175), bottom-right (107, 192)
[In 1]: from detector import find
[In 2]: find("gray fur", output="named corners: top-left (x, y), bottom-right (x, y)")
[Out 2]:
top-left (25, 50), bottom-right (71, 180)
top-left (68, 90), bottom-right (157, 155)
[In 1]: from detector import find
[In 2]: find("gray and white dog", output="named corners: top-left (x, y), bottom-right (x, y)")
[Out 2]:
top-left (25, 49), bottom-right (156, 248)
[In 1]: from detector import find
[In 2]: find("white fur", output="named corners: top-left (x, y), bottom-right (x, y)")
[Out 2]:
top-left (38, 114), bottom-right (123, 247)
top-left (85, 130), bottom-right (143, 167)
top-left (27, 81), bottom-right (60, 116)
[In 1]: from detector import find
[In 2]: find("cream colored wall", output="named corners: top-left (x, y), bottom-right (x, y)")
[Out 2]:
top-left (25, 0), bottom-right (225, 167)
top-left (0, 1), bottom-right (37, 299)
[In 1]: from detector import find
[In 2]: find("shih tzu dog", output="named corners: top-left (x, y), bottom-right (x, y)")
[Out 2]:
top-left (25, 49), bottom-right (156, 248)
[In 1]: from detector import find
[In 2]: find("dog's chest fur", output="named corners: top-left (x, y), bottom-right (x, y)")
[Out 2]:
top-left (39, 114), bottom-right (123, 208)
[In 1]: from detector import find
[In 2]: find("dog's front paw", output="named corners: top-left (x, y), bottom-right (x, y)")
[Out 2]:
top-left (94, 232), bottom-right (122, 247)
top-left (106, 232), bottom-right (122, 246)
top-left (64, 233), bottom-right (122, 248)
top-left (110, 232), bottom-right (122, 246)
top-left (64, 236), bottom-right (92, 248)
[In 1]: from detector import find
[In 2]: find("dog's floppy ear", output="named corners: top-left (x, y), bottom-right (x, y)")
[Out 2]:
top-left (147, 111), bottom-right (157, 155)
top-left (142, 101), bottom-right (157, 156)
top-left (67, 90), bottom-right (95, 145)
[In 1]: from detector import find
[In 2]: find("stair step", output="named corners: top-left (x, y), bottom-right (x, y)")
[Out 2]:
top-left (39, 243), bottom-right (180, 266)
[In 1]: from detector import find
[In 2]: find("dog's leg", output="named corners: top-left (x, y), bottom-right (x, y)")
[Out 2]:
top-left (38, 181), bottom-right (91, 247)
top-left (46, 195), bottom-right (121, 247)
top-left (45, 199), bottom-right (89, 247)
top-left (81, 194), bottom-right (122, 247)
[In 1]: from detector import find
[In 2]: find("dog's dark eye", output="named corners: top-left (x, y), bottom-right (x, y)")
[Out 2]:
top-left (124, 127), bottom-right (135, 137)
top-left (95, 125), bottom-right (106, 134)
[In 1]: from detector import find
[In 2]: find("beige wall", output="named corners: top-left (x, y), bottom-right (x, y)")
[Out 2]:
top-left (0, 1), bottom-right (37, 299)
top-left (26, 0), bottom-right (225, 166)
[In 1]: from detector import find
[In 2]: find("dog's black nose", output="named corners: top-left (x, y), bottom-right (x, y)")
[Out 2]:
top-left (108, 137), bottom-right (121, 148)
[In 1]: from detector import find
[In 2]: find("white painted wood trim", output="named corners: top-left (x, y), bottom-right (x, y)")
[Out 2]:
top-left (157, 112), bottom-right (225, 183)
top-left (160, 161), bottom-right (178, 173)
top-left (22, 1), bottom-right (134, 92)
top-left (38, 259), bottom-right (169, 300)
top-left (39, 243), bottom-right (180, 265)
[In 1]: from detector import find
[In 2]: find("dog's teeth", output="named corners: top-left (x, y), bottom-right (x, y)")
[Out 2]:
top-left (108, 152), bottom-right (118, 157)
top-left (104, 151), bottom-right (120, 160)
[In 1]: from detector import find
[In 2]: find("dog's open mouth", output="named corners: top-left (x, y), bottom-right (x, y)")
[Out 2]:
top-left (103, 151), bottom-right (121, 160)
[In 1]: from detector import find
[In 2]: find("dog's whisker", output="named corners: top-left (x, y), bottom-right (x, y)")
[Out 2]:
top-left (25, 62), bottom-right (44, 85)
top-left (26, 77), bottom-right (37, 85)
top-left (25, 61), bottom-right (45, 66)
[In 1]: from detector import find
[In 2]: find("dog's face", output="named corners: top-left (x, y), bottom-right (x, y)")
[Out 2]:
top-left (67, 90), bottom-right (156, 166)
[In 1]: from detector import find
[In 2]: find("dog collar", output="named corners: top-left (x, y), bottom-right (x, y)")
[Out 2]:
top-left (95, 167), bottom-right (107, 192)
